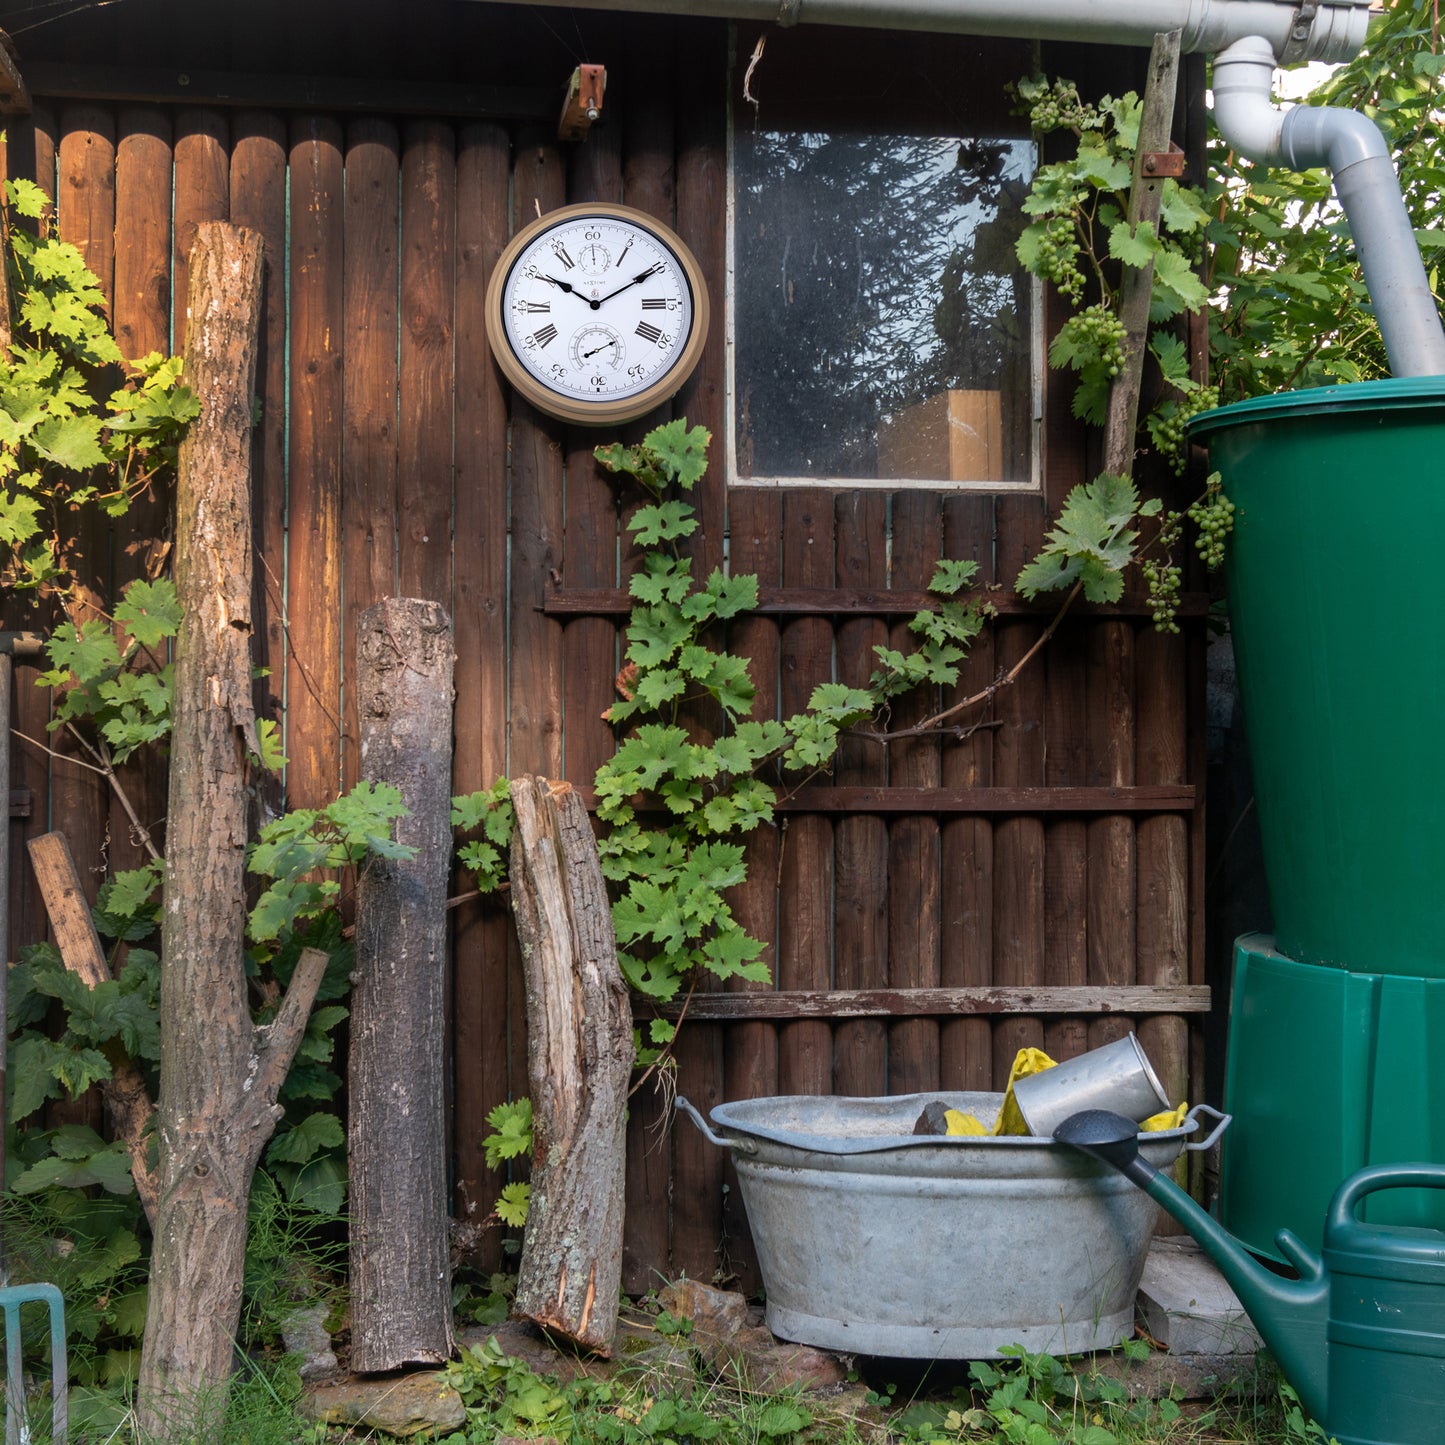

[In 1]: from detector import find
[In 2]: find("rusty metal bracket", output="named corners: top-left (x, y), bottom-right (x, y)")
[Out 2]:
top-left (1279, 0), bottom-right (1320, 68)
top-left (1141, 144), bottom-right (1187, 179)
top-left (558, 63), bottom-right (606, 142)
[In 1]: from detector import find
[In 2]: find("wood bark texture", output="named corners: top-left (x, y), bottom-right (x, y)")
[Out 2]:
top-left (27, 829), bottom-right (159, 1225)
top-left (348, 596), bottom-right (458, 1371)
top-left (509, 776), bottom-right (632, 1353)
top-left (139, 223), bottom-right (327, 1440)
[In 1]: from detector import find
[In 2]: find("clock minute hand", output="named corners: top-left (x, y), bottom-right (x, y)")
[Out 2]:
top-left (595, 262), bottom-right (664, 306)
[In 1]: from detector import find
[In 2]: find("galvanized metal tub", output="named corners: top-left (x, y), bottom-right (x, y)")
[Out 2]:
top-left (677, 1091), bottom-right (1227, 1360)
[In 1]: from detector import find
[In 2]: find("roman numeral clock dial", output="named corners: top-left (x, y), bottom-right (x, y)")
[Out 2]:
top-left (484, 203), bottom-right (710, 426)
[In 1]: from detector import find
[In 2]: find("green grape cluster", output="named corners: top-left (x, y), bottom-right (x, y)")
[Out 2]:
top-left (1029, 214), bottom-right (1085, 301)
top-left (1187, 475), bottom-right (1235, 570)
top-left (1141, 508), bottom-right (1184, 633)
top-left (1026, 81), bottom-right (1098, 135)
top-left (1149, 384), bottom-right (1220, 476)
top-left (1072, 303), bottom-right (1128, 374)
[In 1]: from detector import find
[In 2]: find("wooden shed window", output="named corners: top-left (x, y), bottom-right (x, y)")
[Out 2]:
top-left (728, 30), bottom-right (1041, 490)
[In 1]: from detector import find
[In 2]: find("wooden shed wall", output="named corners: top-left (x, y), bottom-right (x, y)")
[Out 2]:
top-left (0, 0), bottom-right (1209, 1292)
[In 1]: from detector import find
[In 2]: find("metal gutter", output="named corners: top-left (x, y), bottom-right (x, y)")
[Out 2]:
top-left (486, 0), bottom-right (1372, 62)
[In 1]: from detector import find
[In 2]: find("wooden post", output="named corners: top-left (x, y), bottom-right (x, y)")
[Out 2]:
top-left (1103, 29), bottom-right (1183, 478)
top-left (348, 597), bottom-right (457, 1372)
top-left (509, 776), bottom-right (632, 1354)
top-left (138, 223), bottom-right (329, 1440)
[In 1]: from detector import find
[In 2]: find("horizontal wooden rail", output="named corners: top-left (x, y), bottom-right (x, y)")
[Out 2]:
top-left (778, 785), bottom-right (1196, 814)
top-left (577, 784), bottom-right (1196, 815)
top-left (544, 584), bottom-right (1211, 620)
top-left (9, 788), bottom-right (31, 818)
top-left (23, 63), bottom-right (556, 120)
top-left (634, 985), bottom-right (1212, 1021)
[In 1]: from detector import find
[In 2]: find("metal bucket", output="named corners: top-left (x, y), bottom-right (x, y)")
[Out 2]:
top-left (677, 1091), bottom-right (1228, 1359)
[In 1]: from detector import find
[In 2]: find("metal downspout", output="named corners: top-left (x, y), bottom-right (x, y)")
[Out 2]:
top-left (1212, 36), bottom-right (1445, 377)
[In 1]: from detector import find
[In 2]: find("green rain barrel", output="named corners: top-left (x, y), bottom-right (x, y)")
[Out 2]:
top-left (1191, 377), bottom-right (1445, 979)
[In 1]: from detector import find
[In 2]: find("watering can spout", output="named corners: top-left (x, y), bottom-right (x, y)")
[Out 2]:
top-left (1055, 1110), bottom-right (1331, 1423)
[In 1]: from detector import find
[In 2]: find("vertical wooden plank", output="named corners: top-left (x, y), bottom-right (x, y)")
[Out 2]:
top-left (1043, 624), bottom-right (1089, 1063)
top-left (49, 109), bottom-right (112, 916)
top-left (287, 116), bottom-right (346, 810)
top-left (562, 114), bottom-right (623, 794)
top-left (35, 106), bottom-right (105, 1134)
top-left (112, 109), bottom-right (171, 367)
top-left (506, 128), bottom-right (567, 1261)
top-left (58, 107), bottom-right (115, 310)
top-left (230, 112), bottom-right (289, 823)
top-left (832, 492), bottom-right (888, 1098)
top-left (1135, 625), bottom-right (1190, 1112)
top-left (398, 119), bottom-right (456, 603)
top-left (777, 489), bottom-right (834, 1099)
top-left (452, 120), bottom-right (513, 1267)
top-left (887, 492), bottom-right (943, 1096)
top-left (171, 109), bottom-right (229, 356)
top-left (1086, 620), bottom-right (1137, 1049)
top-left (991, 495), bottom-right (1049, 1084)
top-left (106, 107), bottom-right (174, 879)
top-left (5, 110), bottom-right (60, 987)
top-left (617, 22), bottom-right (683, 1294)
top-left (669, 19), bottom-right (730, 1283)
top-left (672, 16), bottom-right (727, 579)
top-left (340, 118), bottom-right (401, 792)
top-left (719, 486), bottom-right (781, 1296)
top-left (939, 495), bottom-right (995, 1091)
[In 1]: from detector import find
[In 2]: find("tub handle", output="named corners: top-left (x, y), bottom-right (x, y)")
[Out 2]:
top-left (675, 1096), bottom-right (757, 1155)
top-left (1182, 1102), bottom-right (1232, 1152)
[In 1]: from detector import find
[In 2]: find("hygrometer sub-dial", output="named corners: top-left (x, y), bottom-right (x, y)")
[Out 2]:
top-left (576, 242), bottom-right (612, 275)
top-left (569, 323), bottom-right (625, 372)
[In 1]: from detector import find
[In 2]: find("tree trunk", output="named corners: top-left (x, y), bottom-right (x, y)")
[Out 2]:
top-left (509, 777), bottom-right (632, 1354)
top-left (138, 223), bottom-right (325, 1440)
top-left (348, 597), bottom-right (457, 1371)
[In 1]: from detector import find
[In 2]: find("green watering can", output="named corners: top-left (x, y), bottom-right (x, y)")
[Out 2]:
top-left (1057, 1110), bottom-right (1445, 1445)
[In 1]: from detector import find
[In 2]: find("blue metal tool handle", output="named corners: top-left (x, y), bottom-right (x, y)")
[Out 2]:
top-left (1327, 1162), bottom-right (1445, 1232)
top-left (1182, 1102), bottom-right (1232, 1153)
top-left (674, 1096), bottom-right (757, 1155)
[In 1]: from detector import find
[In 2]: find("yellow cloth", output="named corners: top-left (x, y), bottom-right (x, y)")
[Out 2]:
top-left (992, 1047), bottom-right (1057, 1136)
top-left (1142, 1101), bottom-right (1188, 1132)
top-left (943, 1109), bottom-right (988, 1136)
top-left (941, 1049), bottom-right (1183, 1137)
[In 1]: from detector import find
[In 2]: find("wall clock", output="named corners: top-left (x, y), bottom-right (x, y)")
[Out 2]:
top-left (484, 202), bottom-right (710, 426)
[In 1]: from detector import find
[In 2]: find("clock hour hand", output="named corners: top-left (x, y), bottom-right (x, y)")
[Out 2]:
top-left (539, 273), bottom-right (586, 300)
top-left (594, 262), bottom-right (665, 306)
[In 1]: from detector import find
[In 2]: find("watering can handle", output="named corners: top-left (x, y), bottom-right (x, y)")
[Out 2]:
top-left (674, 1096), bottom-right (757, 1155)
top-left (1182, 1102), bottom-right (1232, 1153)
top-left (1327, 1162), bottom-right (1445, 1231)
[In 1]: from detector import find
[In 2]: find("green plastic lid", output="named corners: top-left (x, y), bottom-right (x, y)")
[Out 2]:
top-left (1188, 374), bottom-right (1445, 440)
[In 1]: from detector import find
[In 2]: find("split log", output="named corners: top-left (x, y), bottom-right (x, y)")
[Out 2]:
top-left (509, 776), bottom-right (633, 1353)
top-left (26, 829), bottom-right (159, 1226)
top-left (348, 596), bottom-right (457, 1371)
top-left (138, 222), bottom-right (328, 1441)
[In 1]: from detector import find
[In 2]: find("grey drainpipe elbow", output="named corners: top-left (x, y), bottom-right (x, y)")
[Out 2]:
top-left (1212, 36), bottom-right (1445, 377)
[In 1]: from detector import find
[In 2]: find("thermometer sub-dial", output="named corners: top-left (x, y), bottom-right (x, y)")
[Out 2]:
top-left (569, 323), bottom-right (625, 371)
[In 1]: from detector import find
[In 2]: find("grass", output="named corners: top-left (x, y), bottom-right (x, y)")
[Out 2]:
top-left (0, 1333), bottom-right (1332, 1445)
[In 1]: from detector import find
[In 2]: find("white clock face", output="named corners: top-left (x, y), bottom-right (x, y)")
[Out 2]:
top-left (489, 206), bottom-right (706, 423)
